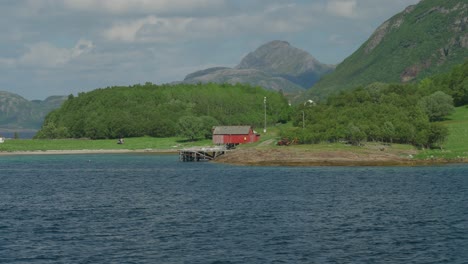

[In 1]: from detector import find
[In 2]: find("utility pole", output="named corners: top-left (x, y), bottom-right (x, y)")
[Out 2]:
top-left (302, 111), bottom-right (305, 129)
top-left (263, 97), bottom-right (267, 133)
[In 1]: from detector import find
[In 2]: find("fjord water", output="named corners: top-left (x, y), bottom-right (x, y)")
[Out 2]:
top-left (0, 154), bottom-right (467, 263)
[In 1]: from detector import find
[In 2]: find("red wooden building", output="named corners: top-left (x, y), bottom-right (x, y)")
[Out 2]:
top-left (212, 126), bottom-right (260, 147)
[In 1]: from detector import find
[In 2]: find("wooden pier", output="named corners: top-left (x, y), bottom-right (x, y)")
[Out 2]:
top-left (179, 146), bottom-right (226, 162)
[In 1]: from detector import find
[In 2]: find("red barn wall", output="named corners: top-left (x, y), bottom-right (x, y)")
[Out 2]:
top-left (212, 129), bottom-right (259, 144)
top-left (213, 135), bottom-right (224, 144)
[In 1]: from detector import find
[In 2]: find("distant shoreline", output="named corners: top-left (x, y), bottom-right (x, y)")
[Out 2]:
top-left (0, 149), bottom-right (178, 156)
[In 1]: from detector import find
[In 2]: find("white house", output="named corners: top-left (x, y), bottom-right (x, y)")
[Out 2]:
top-left (0, 137), bottom-right (4, 143)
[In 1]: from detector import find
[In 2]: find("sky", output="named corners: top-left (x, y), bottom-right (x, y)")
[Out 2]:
top-left (0, 0), bottom-right (421, 100)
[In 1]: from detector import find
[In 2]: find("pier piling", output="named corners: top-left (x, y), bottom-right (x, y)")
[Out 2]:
top-left (179, 146), bottom-right (226, 162)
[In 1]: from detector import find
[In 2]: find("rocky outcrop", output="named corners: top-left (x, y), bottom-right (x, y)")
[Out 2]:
top-left (364, 5), bottom-right (418, 55)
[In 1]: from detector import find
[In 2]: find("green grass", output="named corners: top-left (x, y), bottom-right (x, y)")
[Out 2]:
top-left (251, 114), bottom-right (467, 162)
top-left (241, 123), bottom-right (418, 156)
top-left (416, 106), bottom-right (468, 159)
top-left (0, 136), bottom-right (212, 152)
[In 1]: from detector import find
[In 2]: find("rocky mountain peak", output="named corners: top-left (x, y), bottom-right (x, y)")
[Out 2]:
top-left (183, 40), bottom-right (335, 93)
top-left (236, 40), bottom-right (327, 76)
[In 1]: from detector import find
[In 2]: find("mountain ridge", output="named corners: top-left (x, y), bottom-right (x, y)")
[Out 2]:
top-left (0, 91), bottom-right (67, 130)
top-left (308, 0), bottom-right (467, 98)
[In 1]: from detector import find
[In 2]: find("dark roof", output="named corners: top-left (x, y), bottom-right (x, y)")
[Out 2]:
top-left (213, 126), bottom-right (253, 135)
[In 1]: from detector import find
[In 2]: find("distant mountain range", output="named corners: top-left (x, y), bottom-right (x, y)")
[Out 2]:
top-left (308, 0), bottom-right (468, 98)
top-left (0, 91), bottom-right (67, 132)
top-left (182, 40), bottom-right (335, 94)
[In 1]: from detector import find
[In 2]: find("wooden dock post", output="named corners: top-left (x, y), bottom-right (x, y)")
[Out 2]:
top-left (179, 146), bottom-right (226, 162)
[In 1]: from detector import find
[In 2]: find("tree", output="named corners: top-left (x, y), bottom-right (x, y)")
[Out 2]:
top-left (177, 116), bottom-right (204, 141)
top-left (346, 124), bottom-right (366, 146)
top-left (36, 83), bottom-right (291, 139)
top-left (418, 91), bottom-right (455, 122)
top-left (382, 121), bottom-right (395, 143)
top-left (427, 123), bottom-right (449, 149)
top-left (148, 118), bottom-right (176, 137)
top-left (200, 116), bottom-right (219, 139)
top-left (451, 78), bottom-right (468, 106)
top-left (34, 122), bottom-right (70, 139)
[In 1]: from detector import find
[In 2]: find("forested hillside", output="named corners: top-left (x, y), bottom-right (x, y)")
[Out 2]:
top-left (285, 61), bottom-right (467, 148)
top-left (35, 83), bottom-right (290, 139)
top-left (308, 0), bottom-right (467, 98)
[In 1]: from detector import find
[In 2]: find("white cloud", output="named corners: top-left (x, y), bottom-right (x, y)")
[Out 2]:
top-left (104, 16), bottom-right (157, 42)
top-left (327, 0), bottom-right (357, 18)
top-left (104, 16), bottom-right (195, 43)
top-left (103, 3), bottom-right (317, 44)
top-left (62, 0), bottom-right (226, 14)
top-left (0, 58), bottom-right (15, 68)
top-left (328, 34), bottom-right (348, 45)
top-left (2, 39), bottom-right (94, 68)
top-left (1, 0), bottom-right (423, 99)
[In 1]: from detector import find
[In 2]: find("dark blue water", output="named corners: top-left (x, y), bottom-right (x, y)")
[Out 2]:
top-left (0, 131), bottom-right (37, 139)
top-left (0, 154), bottom-right (467, 263)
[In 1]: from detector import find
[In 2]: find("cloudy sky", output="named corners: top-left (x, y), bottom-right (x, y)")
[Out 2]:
top-left (0, 0), bottom-right (420, 100)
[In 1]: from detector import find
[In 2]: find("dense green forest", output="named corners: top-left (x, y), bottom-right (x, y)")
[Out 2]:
top-left (35, 83), bottom-right (290, 139)
top-left (284, 61), bottom-right (467, 148)
top-left (36, 61), bottom-right (466, 147)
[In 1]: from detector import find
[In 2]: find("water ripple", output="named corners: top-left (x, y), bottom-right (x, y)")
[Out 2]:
top-left (0, 155), bottom-right (467, 263)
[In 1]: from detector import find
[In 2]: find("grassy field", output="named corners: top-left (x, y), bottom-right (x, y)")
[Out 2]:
top-left (0, 136), bottom-right (212, 152)
top-left (416, 106), bottom-right (468, 159)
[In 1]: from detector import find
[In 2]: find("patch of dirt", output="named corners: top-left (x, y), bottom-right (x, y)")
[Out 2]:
top-left (214, 146), bottom-right (459, 166)
top-left (257, 139), bottom-right (275, 146)
top-left (401, 60), bottom-right (432, 82)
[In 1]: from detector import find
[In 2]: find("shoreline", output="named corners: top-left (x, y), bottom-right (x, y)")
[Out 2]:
top-left (214, 158), bottom-right (467, 167)
top-left (1, 148), bottom-right (466, 166)
top-left (213, 148), bottom-right (468, 167)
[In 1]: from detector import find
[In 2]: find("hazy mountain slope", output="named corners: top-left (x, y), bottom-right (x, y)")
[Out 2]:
top-left (309, 0), bottom-right (467, 98)
top-left (0, 91), bottom-right (33, 128)
top-left (0, 91), bottom-right (66, 129)
top-left (184, 67), bottom-right (231, 80)
top-left (184, 67), bottom-right (305, 93)
top-left (183, 40), bottom-right (334, 93)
